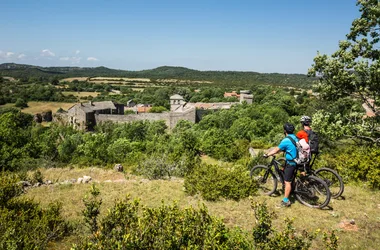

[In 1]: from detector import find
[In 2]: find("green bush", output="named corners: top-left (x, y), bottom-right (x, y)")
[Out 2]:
top-left (134, 153), bottom-right (198, 179)
top-left (74, 195), bottom-right (252, 249)
top-left (184, 164), bottom-right (256, 201)
top-left (251, 201), bottom-right (338, 250)
top-left (15, 98), bottom-right (28, 108)
top-left (0, 172), bottom-right (69, 249)
top-left (74, 186), bottom-right (337, 250)
top-left (314, 146), bottom-right (380, 189)
top-left (0, 172), bottom-right (22, 205)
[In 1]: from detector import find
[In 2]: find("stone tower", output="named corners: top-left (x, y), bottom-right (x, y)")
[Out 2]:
top-left (170, 94), bottom-right (185, 111)
top-left (240, 90), bottom-right (253, 104)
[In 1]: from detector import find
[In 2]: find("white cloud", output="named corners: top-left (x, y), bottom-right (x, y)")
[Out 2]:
top-left (41, 49), bottom-right (55, 57)
top-left (18, 54), bottom-right (26, 59)
top-left (0, 51), bottom-right (15, 59)
top-left (75, 50), bottom-right (80, 55)
top-left (60, 56), bottom-right (81, 64)
top-left (87, 57), bottom-right (99, 61)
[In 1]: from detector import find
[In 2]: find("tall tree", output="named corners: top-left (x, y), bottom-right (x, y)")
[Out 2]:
top-left (308, 0), bottom-right (380, 143)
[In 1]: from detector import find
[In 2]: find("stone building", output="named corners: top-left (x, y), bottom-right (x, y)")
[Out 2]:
top-left (67, 101), bottom-right (124, 130)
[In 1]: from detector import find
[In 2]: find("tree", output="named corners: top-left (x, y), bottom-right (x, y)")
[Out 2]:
top-left (15, 98), bottom-right (28, 108)
top-left (149, 106), bottom-right (167, 113)
top-left (308, 0), bottom-right (380, 144)
top-left (51, 77), bottom-right (59, 85)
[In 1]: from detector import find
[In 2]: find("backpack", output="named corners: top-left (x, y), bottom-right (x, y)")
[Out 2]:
top-left (305, 129), bottom-right (319, 153)
top-left (286, 136), bottom-right (310, 165)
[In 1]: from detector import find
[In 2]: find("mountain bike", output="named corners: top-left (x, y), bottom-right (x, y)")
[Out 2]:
top-left (277, 153), bottom-right (344, 198)
top-left (250, 156), bottom-right (331, 209)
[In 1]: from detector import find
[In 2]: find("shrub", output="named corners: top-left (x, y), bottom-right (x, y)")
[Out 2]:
top-left (149, 106), bottom-right (167, 113)
top-left (314, 146), bottom-right (380, 189)
top-left (252, 203), bottom-right (321, 249)
top-left (15, 98), bottom-right (28, 108)
top-left (32, 169), bottom-right (44, 184)
top-left (0, 172), bottom-right (22, 205)
top-left (184, 164), bottom-right (256, 201)
top-left (0, 173), bottom-right (69, 249)
top-left (134, 153), bottom-right (197, 179)
top-left (74, 195), bottom-right (252, 249)
top-left (74, 186), bottom-right (338, 250)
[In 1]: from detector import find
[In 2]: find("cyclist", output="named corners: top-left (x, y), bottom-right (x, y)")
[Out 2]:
top-left (296, 115), bottom-right (314, 173)
top-left (296, 116), bottom-right (312, 143)
top-left (264, 123), bottom-right (298, 207)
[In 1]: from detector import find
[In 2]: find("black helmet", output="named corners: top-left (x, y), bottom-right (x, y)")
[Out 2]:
top-left (283, 123), bottom-right (295, 134)
top-left (300, 116), bottom-right (312, 126)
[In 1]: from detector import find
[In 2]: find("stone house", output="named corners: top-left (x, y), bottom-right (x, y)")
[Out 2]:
top-left (67, 101), bottom-right (124, 130)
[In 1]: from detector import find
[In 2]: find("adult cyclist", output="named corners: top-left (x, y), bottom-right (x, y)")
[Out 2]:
top-left (264, 123), bottom-right (298, 207)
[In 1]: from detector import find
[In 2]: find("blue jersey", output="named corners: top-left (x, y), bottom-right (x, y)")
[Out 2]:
top-left (278, 134), bottom-right (298, 166)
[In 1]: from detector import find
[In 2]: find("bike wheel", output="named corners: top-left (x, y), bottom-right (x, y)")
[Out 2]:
top-left (250, 165), bottom-right (277, 196)
top-left (295, 175), bottom-right (331, 209)
top-left (314, 168), bottom-right (344, 198)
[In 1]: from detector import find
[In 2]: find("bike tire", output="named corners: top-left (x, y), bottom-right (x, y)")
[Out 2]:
top-left (295, 175), bottom-right (331, 209)
top-left (314, 168), bottom-right (344, 198)
top-left (250, 165), bottom-right (277, 196)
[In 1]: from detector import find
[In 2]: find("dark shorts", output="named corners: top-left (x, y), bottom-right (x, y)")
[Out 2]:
top-left (284, 164), bottom-right (297, 182)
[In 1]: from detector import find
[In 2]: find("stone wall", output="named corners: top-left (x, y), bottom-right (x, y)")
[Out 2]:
top-left (169, 108), bottom-right (196, 128)
top-left (95, 108), bottom-right (196, 129)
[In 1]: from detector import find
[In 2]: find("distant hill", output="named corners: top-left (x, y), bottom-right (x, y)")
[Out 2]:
top-left (0, 63), bottom-right (315, 88)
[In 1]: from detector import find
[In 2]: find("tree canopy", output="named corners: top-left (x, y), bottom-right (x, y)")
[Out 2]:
top-left (308, 0), bottom-right (380, 144)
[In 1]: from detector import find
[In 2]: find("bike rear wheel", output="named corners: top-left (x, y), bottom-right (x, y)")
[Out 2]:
top-left (250, 165), bottom-right (277, 196)
top-left (314, 168), bottom-right (344, 198)
top-left (294, 175), bottom-right (331, 209)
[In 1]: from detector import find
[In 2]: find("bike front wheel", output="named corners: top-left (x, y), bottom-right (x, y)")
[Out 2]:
top-left (250, 165), bottom-right (277, 196)
top-left (294, 175), bottom-right (331, 209)
top-left (314, 168), bottom-right (344, 199)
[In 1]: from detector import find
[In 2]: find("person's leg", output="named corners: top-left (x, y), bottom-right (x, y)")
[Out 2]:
top-left (282, 165), bottom-right (296, 206)
top-left (284, 181), bottom-right (291, 199)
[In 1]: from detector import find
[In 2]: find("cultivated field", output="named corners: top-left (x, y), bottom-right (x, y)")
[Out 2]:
top-left (20, 102), bottom-right (74, 114)
top-left (24, 167), bottom-right (380, 250)
top-left (59, 76), bottom-right (213, 87)
top-left (59, 77), bottom-right (89, 83)
top-left (62, 91), bottom-right (100, 98)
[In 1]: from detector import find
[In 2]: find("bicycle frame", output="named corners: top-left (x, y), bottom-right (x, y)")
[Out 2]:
top-left (268, 157), bottom-right (285, 185)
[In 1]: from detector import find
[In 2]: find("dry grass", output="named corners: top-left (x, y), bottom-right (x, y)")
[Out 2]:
top-left (21, 102), bottom-right (75, 114)
top-left (0, 102), bottom-right (75, 114)
top-left (91, 77), bottom-right (151, 82)
top-left (3, 76), bottom-right (17, 82)
top-left (60, 77), bottom-right (89, 82)
top-left (62, 91), bottom-right (100, 98)
top-left (23, 167), bottom-right (380, 250)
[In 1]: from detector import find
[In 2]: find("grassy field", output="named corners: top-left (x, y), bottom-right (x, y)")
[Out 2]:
top-left (62, 91), bottom-right (100, 98)
top-left (24, 167), bottom-right (380, 250)
top-left (59, 77), bottom-right (89, 82)
top-left (4, 102), bottom-right (74, 114)
top-left (0, 102), bottom-right (75, 115)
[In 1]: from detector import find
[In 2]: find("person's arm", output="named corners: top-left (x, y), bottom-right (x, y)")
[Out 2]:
top-left (265, 146), bottom-right (281, 157)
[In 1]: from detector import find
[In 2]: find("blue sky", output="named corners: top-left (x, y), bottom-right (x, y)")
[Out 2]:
top-left (0, 0), bottom-right (359, 73)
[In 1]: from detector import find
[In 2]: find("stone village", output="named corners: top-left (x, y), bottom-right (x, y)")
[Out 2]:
top-left (57, 91), bottom-right (253, 130)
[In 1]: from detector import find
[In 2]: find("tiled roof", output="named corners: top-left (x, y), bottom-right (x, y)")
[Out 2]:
top-left (69, 101), bottom-right (117, 113)
top-left (137, 106), bottom-right (152, 113)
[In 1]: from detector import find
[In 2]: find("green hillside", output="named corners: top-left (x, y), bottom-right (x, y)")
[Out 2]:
top-left (0, 63), bottom-right (315, 88)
